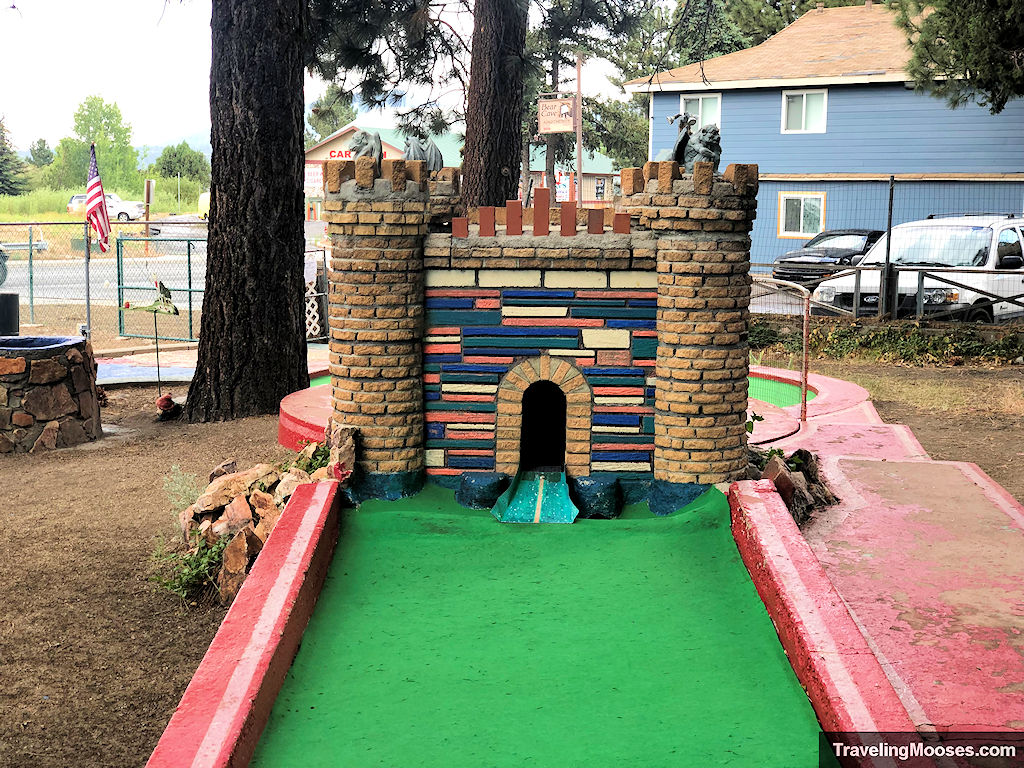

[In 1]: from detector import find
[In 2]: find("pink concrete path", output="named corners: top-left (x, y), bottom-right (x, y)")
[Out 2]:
top-left (760, 366), bottom-right (1024, 734)
top-left (96, 344), bottom-right (331, 386)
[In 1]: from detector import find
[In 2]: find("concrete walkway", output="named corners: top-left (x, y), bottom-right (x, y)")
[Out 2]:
top-left (764, 368), bottom-right (1024, 734)
top-left (95, 343), bottom-right (330, 386)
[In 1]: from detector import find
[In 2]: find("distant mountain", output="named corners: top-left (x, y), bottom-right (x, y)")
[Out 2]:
top-left (136, 132), bottom-right (212, 170)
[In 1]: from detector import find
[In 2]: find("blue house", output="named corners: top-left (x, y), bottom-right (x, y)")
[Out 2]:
top-left (625, 1), bottom-right (1024, 265)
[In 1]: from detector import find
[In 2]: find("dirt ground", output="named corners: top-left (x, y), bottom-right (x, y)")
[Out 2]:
top-left (0, 386), bottom-right (291, 768)
top-left (813, 360), bottom-right (1024, 503)
top-left (0, 362), bottom-right (1022, 768)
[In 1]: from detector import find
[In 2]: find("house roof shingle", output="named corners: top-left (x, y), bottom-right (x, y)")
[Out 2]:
top-left (625, 3), bottom-right (910, 92)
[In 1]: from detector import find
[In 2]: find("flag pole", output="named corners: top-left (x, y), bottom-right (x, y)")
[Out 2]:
top-left (84, 221), bottom-right (91, 338)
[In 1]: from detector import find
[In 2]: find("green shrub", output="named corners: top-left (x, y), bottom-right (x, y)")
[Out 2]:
top-left (152, 534), bottom-right (229, 602)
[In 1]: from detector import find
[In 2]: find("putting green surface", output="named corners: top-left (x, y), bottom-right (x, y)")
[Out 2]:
top-left (251, 485), bottom-right (828, 768)
top-left (748, 374), bottom-right (815, 408)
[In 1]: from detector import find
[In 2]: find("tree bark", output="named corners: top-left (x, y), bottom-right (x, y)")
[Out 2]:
top-left (186, 0), bottom-right (309, 421)
top-left (462, 0), bottom-right (529, 207)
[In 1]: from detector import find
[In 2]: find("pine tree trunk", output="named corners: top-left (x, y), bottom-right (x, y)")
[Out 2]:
top-left (462, 0), bottom-right (528, 207)
top-left (185, 0), bottom-right (309, 421)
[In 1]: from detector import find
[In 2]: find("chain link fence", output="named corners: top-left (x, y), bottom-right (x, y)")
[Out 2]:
top-left (1, 220), bottom-right (328, 349)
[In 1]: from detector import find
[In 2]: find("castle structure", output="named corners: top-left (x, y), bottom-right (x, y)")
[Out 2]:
top-left (321, 155), bottom-right (758, 514)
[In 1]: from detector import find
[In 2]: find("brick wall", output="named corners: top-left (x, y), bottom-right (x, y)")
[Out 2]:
top-left (423, 269), bottom-right (658, 480)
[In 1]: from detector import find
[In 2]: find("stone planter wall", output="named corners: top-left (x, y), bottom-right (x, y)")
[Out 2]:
top-left (0, 337), bottom-right (102, 453)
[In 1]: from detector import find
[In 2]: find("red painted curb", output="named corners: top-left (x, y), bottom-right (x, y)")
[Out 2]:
top-left (146, 481), bottom-right (342, 768)
top-left (729, 480), bottom-right (934, 768)
top-left (277, 384), bottom-right (331, 451)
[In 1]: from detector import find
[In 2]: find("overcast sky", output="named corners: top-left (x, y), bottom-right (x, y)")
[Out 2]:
top-left (0, 0), bottom-right (329, 151)
top-left (0, 0), bottom-right (621, 152)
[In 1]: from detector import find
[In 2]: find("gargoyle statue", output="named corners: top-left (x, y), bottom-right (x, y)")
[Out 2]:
top-left (403, 135), bottom-right (445, 175)
top-left (684, 124), bottom-right (722, 173)
top-left (666, 112), bottom-right (697, 165)
top-left (350, 130), bottom-right (383, 177)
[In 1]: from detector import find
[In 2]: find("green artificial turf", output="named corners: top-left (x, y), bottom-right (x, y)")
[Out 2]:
top-left (251, 484), bottom-right (829, 768)
top-left (748, 375), bottom-right (815, 408)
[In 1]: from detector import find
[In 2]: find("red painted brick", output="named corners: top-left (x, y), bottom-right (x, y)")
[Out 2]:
top-left (479, 206), bottom-right (496, 237)
top-left (426, 290), bottom-right (498, 298)
top-left (533, 188), bottom-right (550, 236)
top-left (502, 317), bottom-right (605, 327)
top-left (505, 200), bottom-right (523, 235)
top-left (596, 349), bottom-right (633, 366)
top-left (452, 217), bottom-right (469, 238)
top-left (560, 201), bottom-right (577, 236)
top-left (593, 386), bottom-right (645, 396)
top-left (587, 208), bottom-right (604, 234)
top-left (475, 298), bottom-right (500, 309)
top-left (613, 212), bottom-right (630, 234)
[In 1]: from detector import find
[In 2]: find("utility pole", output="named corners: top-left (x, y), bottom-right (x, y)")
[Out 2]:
top-left (575, 53), bottom-right (583, 203)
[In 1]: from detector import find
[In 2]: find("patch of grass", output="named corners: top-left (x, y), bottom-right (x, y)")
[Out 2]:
top-left (814, 360), bottom-right (1024, 416)
top-left (290, 441), bottom-right (331, 474)
top-left (151, 533), bottom-right (229, 603)
top-left (162, 465), bottom-right (203, 512)
top-left (807, 321), bottom-right (1024, 365)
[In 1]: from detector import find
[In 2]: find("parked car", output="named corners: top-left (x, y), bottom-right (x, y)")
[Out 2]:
top-left (772, 229), bottom-right (883, 283)
top-left (811, 214), bottom-right (1024, 322)
top-left (66, 193), bottom-right (146, 221)
top-left (198, 191), bottom-right (210, 220)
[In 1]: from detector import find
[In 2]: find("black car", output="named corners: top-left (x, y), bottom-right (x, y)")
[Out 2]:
top-left (772, 229), bottom-right (883, 283)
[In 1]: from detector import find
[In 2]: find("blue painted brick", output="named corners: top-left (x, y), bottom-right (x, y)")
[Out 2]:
top-left (427, 423), bottom-right (445, 439)
top-left (592, 451), bottom-right (652, 462)
top-left (607, 319), bottom-right (656, 329)
top-left (502, 290), bottom-right (574, 298)
top-left (593, 413), bottom-right (640, 426)
top-left (448, 455), bottom-right (496, 469)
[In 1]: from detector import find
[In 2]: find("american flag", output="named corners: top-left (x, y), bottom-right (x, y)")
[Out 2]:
top-left (86, 144), bottom-right (111, 253)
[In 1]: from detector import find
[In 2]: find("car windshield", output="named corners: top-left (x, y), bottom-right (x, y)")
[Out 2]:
top-left (809, 233), bottom-right (867, 250)
top-left (105, 193), bottom-right (122, 203)
top-left (863, 225), bottom-right (991, 267)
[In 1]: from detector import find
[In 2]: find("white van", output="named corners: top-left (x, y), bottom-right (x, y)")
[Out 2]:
top-left (812, 214), bottom-right (1024, 322)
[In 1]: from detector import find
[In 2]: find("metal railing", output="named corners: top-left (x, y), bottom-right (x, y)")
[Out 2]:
top-left (752, 262), bottom-right (1024, 323)
top-left (750, 276), bottom-right (810, 423)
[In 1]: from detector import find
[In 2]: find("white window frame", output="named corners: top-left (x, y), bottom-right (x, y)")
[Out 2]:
top-left (678, 93), bottom-right (722, 130)
top-left (780, 89), bottom-right (828, 134)
top-left (778, 191), bottom-right (827, 239)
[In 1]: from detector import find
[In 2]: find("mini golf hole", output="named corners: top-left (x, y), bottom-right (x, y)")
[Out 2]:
top-left (520, 380), bottom-right (566, 471)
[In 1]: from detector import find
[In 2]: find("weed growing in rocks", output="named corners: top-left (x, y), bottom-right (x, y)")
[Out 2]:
top-left (152, 534), bottom-right (229, 603)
